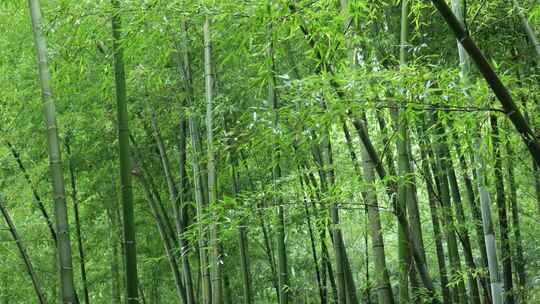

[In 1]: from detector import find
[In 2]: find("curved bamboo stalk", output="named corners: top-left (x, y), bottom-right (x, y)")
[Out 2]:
top-left (430, 0), bottom-right (540, 167)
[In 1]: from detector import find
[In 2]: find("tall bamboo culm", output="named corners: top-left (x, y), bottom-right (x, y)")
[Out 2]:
top-left (111, 0), bottom-right (139, 302)
top-left (26, 0), bottom-right (77, 302)
top-left (474, 137), bottom-right (504, 304)
top-left (204, 15), bottom-right (224, 304)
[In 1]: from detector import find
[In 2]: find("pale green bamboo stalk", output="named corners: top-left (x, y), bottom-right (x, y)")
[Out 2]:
top-left (177, 17), bottom-right (205, 304)
top-left (474, 137), bottom-right (503, 304)
top-left (204, 15), bottom-right (224, 304)
top-left (26, 0), bottom-right (77, 302)
top-left (396, 2), bottom-right (419, 301)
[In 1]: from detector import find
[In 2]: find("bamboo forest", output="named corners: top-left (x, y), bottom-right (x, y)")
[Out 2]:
top-left (3, 0), bottom-right (540, 303)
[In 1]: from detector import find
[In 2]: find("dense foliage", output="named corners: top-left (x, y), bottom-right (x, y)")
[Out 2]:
top-left (1, 0), bottom-right (540, 303)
